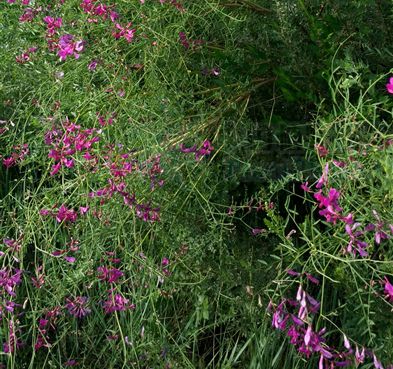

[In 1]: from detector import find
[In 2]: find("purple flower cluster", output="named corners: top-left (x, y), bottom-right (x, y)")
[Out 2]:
top-left (97, 112), bottom-right (116, 127)
top-left (35, 306), bottom-right (62, 351)
top-left (66, 296), bottom-right (91, 318)
top-left (178, 32), bottom-right (203, 50)
top-left (3, 321), bottom-right (23, 354)
top-left (42, 16), bottom-right (62, 51)
top-left (15, 46), bottom-right (38, 64)
top-left (3, 238), bottom-right (21, 253)
top-left (97, 266), bottom-right (124, 283)
top-left (271, 278), bottom-right (392, 369)
top-left (302, 163), bottom-right (393, 257)
top-left (102, 290), bottom-right (135, 314)
top-left (89, 179), bottom-right (160, 222)
top-left (57, 34), bottom-right (84, 61)
top-left (112, 23), bottom-right (136, 43)
top-left (180, 140), bottom-right (214, 161)
top-left (45, 118), bottom-right (100, 176)
top-left (2, 144), bottom-right (29, 168)
top-left (43, 16), bottom-right (62, 37)
top-left (40, 204), bottom-right (79, 224)
top-left (0, 268), bottom-right (22, 297)
top-left (17, 4), bottom-right (41, 22)
top-left (81, 0), bottom-right (137, 46)
top-left (80, 0), bottom-right (119, 23)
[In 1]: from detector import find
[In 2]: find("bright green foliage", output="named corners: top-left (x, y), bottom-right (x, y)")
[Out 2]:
top-left (0, 1), bottom-right (392, 368)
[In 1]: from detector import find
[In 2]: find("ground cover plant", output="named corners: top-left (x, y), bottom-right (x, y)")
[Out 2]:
top-left (0, 0), bottom-right (393, 368)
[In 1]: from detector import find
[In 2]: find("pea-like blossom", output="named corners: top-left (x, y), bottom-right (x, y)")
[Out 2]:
top-left (57, 34), bottom-right (85, 61)
top-left (386, 77), bottom-right (393, 94)
top-left (102, 291), bottom-right (135, 314)
top-left (65, 296), bottom-right (91, 318)
top-left (383, 277), bottom-right (393, 302)
top-left (97, 266), bottom-right (123, 283)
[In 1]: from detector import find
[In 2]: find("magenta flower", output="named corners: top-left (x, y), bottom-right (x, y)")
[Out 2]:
top-left (43, 16), bottom-right (62, 37)
top-left (0, 268), bottom-right (22, 296)
top-left (179, 32), bottom-right (190, 49)
top-left (315, 145), bottom-right (329, 157)
top-left (97, 266), bottom-right (123, 283)
top-left (112, 23), bottom-right (136, 43)
top-left (66, 296), bottom-right (91, 318)
top-left (314, 188), bottom-right (342, 224)
top-left (383, 277), bottom-right (393, 302)
top-left (3, 238), bottom-right (21, 252)
top-left (56, 204), bottom-right (78, 223)
top-left (195, 140), bottom-right (214, 160)
top-left (3, 157), bottom-right (15, 168)
top-left (300, 181), bottom-right (311, 192)
top-left (386, 77), bottom-right (393, 94)
top-left (57, 34), bottom-right (85, 61)
top-left (88, 59), bottom-right (98, 71)
top-left (179, 143), bottom-right (197, 153)
top-left (102, 291), bottom-right (135, 314)
top-left (315, 163), bottom-right (329, 189)
top-left (64, 256), bottom-right (76, 263)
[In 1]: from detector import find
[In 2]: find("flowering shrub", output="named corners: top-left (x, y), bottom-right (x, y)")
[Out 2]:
top-left (262, 65), bottom-right (393, 368)
top-left (1, 0), bottom-right (393, 368)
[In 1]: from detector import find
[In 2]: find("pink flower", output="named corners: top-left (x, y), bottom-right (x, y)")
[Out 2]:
top-left (300, 181), bottom-right (311, 192)
top-left (88, 59), bottom-right (98, 71)
top-left (314, 188), bottom-right (342, 224)
top-left (315, 145), bottom-right (329, 157)
top-left (3, 157), bottom-right (15, 168)
top-left (97, 266), bottom-right (123, 283)
top-left (386, 77), bottom-right (393, 94)
top-left (315, 163), bottom-right (329, 189)
top-left (79, 206), bottom-right (89, 215)
top-left (64, 256), bottom-right (76, 263)
top-left (373, 354), bottom-right (384, 369)
top-left (112, 23), bottom-right (136, 43)
top-left (384, 277), bottom-right (393, 302)
top-left (355, 346), bottom-right (365, 365)
top-left (66, 296), bottom-right (91, 318)
top-left (343, 334), bottom-right (351, 350)
top-left (55, 204), bottom-right (78, 223)
top-left (304, 325), bottom-right (312, 346)
top-left (102, 291), bottom-right (135, 314)
top-left (57, 34), bottom-right (85, 61)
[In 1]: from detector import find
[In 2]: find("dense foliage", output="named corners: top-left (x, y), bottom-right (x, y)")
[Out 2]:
top-left (0, 1), bottom-right (392, 368)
